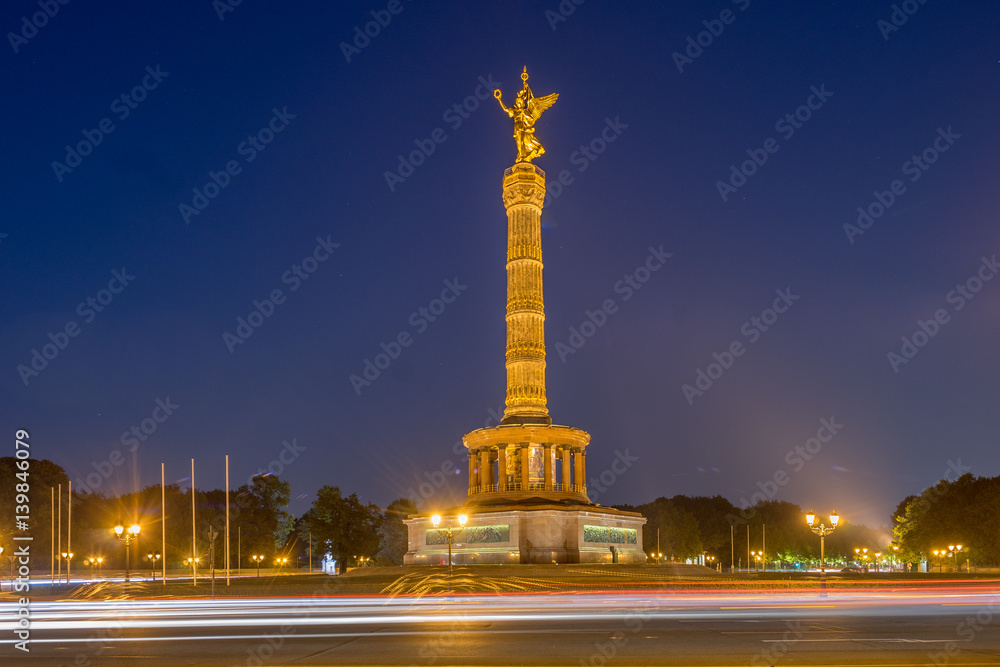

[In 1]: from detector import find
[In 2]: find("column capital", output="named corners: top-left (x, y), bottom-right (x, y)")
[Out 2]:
top-left (502, 163), bottom-right (546, 208)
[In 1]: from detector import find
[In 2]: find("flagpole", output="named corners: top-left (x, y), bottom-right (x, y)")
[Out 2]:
top-left (67, 480), bottom-right (71, 583)
top-left (191, 459), bottom-right (196, 586)
top-left (50, 487), bottom-right (54, 583)
top-left (57, 483), bottom-right (61, 583)
top-left (746, 524), bottom-right (750, 574)
top-left (225, 454), bottom-right (230, 586)
top-left (161, 463), bottom-right (167, 585)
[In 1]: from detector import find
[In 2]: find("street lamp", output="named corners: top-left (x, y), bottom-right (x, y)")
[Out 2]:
top-left (805, 511), bottom-right (839, 574)
top-left (114, 523), bottom-right (141, 583)
top-left (252, 555), bottom-right (264, 577)
top-left (186, 557), bottom-right (200, 579)
top-left (750, 550), bottom-right (763, 572)
top-left (874, 552), bottom-right (882, 573)
top-left (948, 545), bottom-right (963, 572)
top-left (431, 513), bottom-right (468, 578)
top-left (275, 557), bottom-right (288, 574)
top-left (85, 556), bottom-right (104, 580)
top-left (147, 553), bottom-right (161, 581)
top-left (61, 552), bottom-right (74, 581)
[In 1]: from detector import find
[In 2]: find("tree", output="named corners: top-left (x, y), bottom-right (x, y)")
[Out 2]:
top-left (637, 497), bottom-right (702, 560)
top-left (894, 473), bottom-right (1000, 566)
top-left (302, 486), bottom-right (381, 573)
top-left (0, 457), bottom-right (70, 573)
top-left (377, 498), bottom-right (417, 565)
top-left (669, 495), bottom-right (737, 556)
top-left (235, 475), bottom-right (294, 558)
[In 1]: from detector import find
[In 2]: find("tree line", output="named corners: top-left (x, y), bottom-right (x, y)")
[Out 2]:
top-left (3, 457), bottom-right (996, 573)
top-left (619, 472), bottom-right (1000, 568)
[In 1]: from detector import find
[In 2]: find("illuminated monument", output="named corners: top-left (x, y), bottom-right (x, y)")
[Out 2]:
top-left (404, 69), bottom-right (646, 565)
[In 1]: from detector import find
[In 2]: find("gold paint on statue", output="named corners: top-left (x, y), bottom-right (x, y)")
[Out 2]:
top-left (494, 67), bottom-right (559, 163)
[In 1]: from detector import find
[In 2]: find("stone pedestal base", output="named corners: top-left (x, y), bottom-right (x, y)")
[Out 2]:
top-left (403, 504), bottom-right (646, 565)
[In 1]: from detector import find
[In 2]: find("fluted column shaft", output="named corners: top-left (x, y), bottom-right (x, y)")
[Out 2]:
top-left (543, 444), bottom-right (553, 490)
top-left (468, 450), bottom-right (477, 493)
top-left (574, 448), bottom-right (585, 493)
top-left (502, 164), bottom-right (551, 425)
top-left (479, 450), bottom-right (490, 489)
top-left (561, 447), bottom-right (571, 490)
top-left (498, 446), bottom-right (508, 492)
top-left (520, 443), bottom-right (530, 490)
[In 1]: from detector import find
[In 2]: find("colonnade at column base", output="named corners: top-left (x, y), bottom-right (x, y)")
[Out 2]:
top-left (462, 423), bottom-right (592, 506)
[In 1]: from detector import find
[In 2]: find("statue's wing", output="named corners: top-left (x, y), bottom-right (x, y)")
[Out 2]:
top-left (527, 93), bottom-right (559, 122)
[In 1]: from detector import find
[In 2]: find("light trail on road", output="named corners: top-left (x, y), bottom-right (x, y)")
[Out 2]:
top-left (3, 588), bottom-right (999, 665)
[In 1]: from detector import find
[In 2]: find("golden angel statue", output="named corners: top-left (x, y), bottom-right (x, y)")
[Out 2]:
top-left (494, 67), bottom-right (558, 163)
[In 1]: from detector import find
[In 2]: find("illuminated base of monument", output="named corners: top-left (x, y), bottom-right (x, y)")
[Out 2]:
top-left (403, 504), bottom-right (647, 565)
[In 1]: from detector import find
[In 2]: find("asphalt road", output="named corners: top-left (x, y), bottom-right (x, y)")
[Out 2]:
top-left (4, 589), bottom-right (1000, 666)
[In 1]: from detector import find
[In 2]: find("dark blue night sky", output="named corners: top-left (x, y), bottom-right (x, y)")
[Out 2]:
top-left (3, 1), bottom-right (998, 527)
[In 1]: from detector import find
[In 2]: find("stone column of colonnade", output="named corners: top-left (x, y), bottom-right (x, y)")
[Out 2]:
top-left (465, 443), bottom-right (587, 494)
top-left (501, 164), bottom-right (551, 425)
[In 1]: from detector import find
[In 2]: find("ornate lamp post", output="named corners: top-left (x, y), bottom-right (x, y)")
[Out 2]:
top-left (85, 556), bottom-right (104, 580)
top-left (948, 545), bottom-right (963, 572)
top-left (805, 511), bottom-right (839, 574)
top-left (431, 513), bottom-right (467, 578)
top-left (61, 552), bottom-right (74, 582)
top-left (252, 555), bottom-right (264, 577)
top-left (750, 550), bottom-right (763, 572)
top-left (275, 557), bottom-right (288, 574)
top-left (114, 523), bottom-right (141, 583)
top-left (147, 553), bottom-right (161, 581)
top-left (186, 557), bottom-right (200, 579)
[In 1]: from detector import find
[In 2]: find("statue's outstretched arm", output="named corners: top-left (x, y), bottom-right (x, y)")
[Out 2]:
top-left (494, 90), bottom-right (513, 117)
